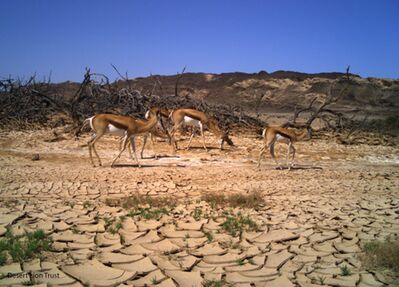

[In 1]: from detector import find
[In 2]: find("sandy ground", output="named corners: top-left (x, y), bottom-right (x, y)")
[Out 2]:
top-left (0, 128), bottom-right (398, 286)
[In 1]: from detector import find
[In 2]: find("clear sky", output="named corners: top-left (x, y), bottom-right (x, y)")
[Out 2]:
top-left (1, 0), bottom-right (398, 82)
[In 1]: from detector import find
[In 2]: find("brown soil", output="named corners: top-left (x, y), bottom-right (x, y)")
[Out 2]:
top-left (0, 127), bottom-right (398, 286)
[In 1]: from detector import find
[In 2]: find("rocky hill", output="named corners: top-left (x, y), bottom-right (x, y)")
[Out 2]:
top-left (54, 71), bottom-right (398, 116)
top-left (146, 72), bottom-right (397, 115)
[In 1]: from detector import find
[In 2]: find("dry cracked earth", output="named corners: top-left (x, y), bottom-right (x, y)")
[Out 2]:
top-left (0, 128), bottom-right (398, 287)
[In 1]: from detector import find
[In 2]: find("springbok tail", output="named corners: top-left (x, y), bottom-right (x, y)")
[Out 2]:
top-left (262, 127), bottom-right (267, 138)
top-left (80, 117), bottom-right (94, 136)
top-left (74, 117), bottom-right (92, 138)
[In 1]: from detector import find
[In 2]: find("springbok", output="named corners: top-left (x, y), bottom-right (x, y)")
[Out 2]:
top-left (169, 108), bottom-right (234, 151)
top-left (257, 126), bottom-right (309, 170)
top-left (86, 107), bottom-right (159, 167)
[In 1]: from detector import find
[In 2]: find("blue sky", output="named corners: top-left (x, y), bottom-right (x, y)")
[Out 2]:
top-left (1, 0), bottom-right (398, 82)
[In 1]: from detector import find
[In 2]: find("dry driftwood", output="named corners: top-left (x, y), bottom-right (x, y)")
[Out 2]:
top-left (2, 68), bottom-right (392, 145)
top-left (0, 68), bottom-right (265, 133)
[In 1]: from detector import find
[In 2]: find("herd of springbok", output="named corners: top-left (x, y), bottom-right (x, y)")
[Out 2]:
top-left (84, 107), bottom-right (309, 170)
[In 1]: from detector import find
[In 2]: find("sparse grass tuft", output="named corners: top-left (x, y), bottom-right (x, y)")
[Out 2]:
top-left (220, 239), bottom-right (240, 250)
top-left (220, 212), bottom-right (257, 238)
top-left (108, 222), bottom-right (123, 235)
top-left (104, 198), bottom-right (113, 207)
top-left (192, 207), bottom-right (203, 221)
top-left (2, 199), bottom-right (19, 208)
top-left (201, 191), bottom-right (265, 209)
top-left (107, 218), bottom-right (124, 235)
top-left (204, 231), bottom-right (213, 243)
top-left (203, 279), bottom-right (235, 287)
top-left (151, 276), bottom-right (158, 284)
top-left (104, 217), bottom-right (115, 229)
top-left (340, 264), bottom-right (351, 276)
top-left (248, 258), bottom-right (256, 265)
top-left (0, 252), bottom-right (6, 266)
top-left (106, 194), bottom-right (176, 209)
top-left (65, 201), bottom-right (75, 208)
top-left (128, 207), bottom-right (169, 220)
top-left (317, 276), bottom-right (326, 285)
top-left (83, 201), bottom-right (92, 209)
top-left (106, 194), bottom-right (175, 221)
top-left (70, 226), bottom-right (79, 234)
top-left (361, 238), bottom-right (399, 275)
top-left (0, 229), bottom-right (52, 265)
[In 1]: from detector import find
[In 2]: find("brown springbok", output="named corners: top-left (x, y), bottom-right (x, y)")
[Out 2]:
top-left (169, 108), bottom-right (234, 151)
top-left (257, 126), bottom-right (309, 170)
top-left (86, 107), bottom-right (159, 167)
top-left (138, 107), bottom-right (172, 158)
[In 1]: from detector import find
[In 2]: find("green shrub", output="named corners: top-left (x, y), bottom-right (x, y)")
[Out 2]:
top-left (361, 238), bottom-right (399, 274)
top-left (0, 229), bottom-right (52, 265)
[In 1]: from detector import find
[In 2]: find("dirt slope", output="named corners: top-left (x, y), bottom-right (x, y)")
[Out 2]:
top-left (53, 70), bottom-right (399, 118)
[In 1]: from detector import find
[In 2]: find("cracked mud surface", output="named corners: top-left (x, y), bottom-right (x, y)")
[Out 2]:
top-left (0, 129), bottom-right (398, 286)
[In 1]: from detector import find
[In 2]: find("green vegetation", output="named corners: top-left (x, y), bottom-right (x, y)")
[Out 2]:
top-left (220, 212), bottom-right (257, 238)
top-left (204, 231), bottom-right (214, 243)
top-left (203, 280), bottom-right (235, 287)
top-left (106, 194), bottom-right (176, 209)
top-left (0, 229), bottom-right (52, 265)
top-left (104, 217), bottom-right (114, 229)
top-left (192, 207), bottom-right (203, 221)
top-left (220, 239), bottom-right (240, 250)
top-left (83, 201), bottom-right (92, 209)
top-left (340, 264), bottom-right (351, 276)
top-left (108, 222), bottom-right (123, 235)
top-left (0, 252), bottom-right (6, 266)
top-left (1, 199), bottom-right (19, 208)
top-left (365, 115), bottom-right (399, 136)
top-left (151, 276), bottom-right (158, 285)
top-left (384, 115), bottom-right (399, 127)
top-left (201, 191), bottom-right (265, 209)
top-left (317, 276), bottom-right (326, 285)
top-left (64, 201), bottom-right (75, 208)
top-left (361, 238), bottom-right (399, 274)
top-left (128, 207), bottom-right (169, 220)
top-left (105, 194), bottom-right (175, 221)
top-left (248, 258), bottom-right (256, 265)
top-left (70, 226), bottom-right (80, 234)
top-left (107, 216), bottom-right (127, 234)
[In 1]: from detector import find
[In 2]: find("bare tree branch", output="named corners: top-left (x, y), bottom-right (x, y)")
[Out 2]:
top-left (174, 66), bottom-right (186, 98)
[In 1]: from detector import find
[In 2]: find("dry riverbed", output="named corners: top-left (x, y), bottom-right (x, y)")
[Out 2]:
top-left (0, 128), bottom-right (398, 286)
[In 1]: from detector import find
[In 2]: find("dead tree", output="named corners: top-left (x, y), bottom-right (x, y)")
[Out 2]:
top-left (346, 65), bottom-right (351, 81)
top-left (0, 75), bottom-right (66, 129)
top-left (282, 78), bottom-right (350, 137)
top-left (175, 66), bottom-right (186, 98)
top-left (1, 68), bottom-right (266, 135)
top-left (70, 68), bottom-right (92, 128)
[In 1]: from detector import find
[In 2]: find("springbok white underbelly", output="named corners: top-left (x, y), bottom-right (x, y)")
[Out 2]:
top-left (183, 116), bottom-right (201, 128)
top-left (276, 134), bottom-right (289, 142)
top-left (106, 124), bottom-right (126, 136)
top-left (88, 116), bottom-right (127, 137)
